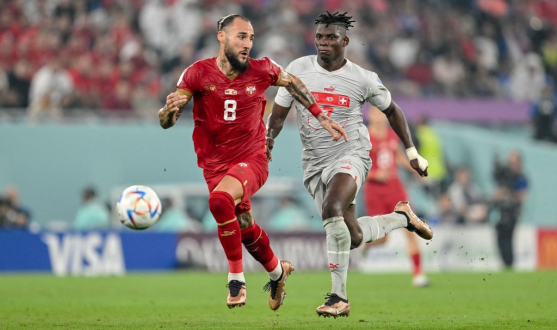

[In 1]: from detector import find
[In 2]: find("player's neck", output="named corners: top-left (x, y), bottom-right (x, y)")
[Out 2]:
top-left (317, 56), bottom-right (347, 72)
top-left (216, 55), bottom-right (239, 78)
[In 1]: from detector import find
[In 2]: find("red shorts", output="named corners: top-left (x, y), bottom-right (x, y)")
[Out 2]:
top-left (203, 151), bottom-right (269, 216)
top-left (364, 178), bottom-right (408, 216)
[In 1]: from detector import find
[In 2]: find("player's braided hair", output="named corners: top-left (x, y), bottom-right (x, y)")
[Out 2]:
top-left (314, 11), bottom-right (355, 30)
top-left (217, 14), bottom-right (250, 32)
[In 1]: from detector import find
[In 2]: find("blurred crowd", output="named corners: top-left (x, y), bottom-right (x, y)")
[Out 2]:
top-left (0, 0), bottom-right (556, 121)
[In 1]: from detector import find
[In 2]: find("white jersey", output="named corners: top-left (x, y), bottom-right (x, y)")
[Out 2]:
top-left (274, 55), bottom-right (392, 182)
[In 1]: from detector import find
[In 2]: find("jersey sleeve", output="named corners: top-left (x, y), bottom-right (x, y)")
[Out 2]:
top-left (365, 71), bottom-right (392, 111)
top-left (262, 57), bottom-right (283, 86)
top-left (176, 64), bottom-right (198, 97)
top-left (273, 62), bottom-right (294, 108)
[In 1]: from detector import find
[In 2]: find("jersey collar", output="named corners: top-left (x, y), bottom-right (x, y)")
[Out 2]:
top-left (313, 55), bottom-right (351, 74)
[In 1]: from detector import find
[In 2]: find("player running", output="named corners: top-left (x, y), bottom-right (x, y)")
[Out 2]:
top-left (363, 107), bottom-right (429, 287)
top-left (158, 14), bottom-right (347, 310)
top-left (267, 12), bottom-right (432, 317)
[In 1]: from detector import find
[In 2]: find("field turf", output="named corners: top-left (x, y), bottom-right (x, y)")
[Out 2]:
top-left (1, 271), bottom-right (556, 329)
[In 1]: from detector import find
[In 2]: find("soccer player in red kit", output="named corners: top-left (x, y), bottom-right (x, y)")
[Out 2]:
top-left (158, 14), bottom-right (347, 310)
top-left (363, 108), bottom-right (429, 287)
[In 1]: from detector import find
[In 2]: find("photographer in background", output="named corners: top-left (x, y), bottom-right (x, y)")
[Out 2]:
top-left (492, 150), bottom-right (528, 269)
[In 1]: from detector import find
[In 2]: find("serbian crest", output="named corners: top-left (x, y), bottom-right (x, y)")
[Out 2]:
top-left (245, 85), bottom-right (256, 95)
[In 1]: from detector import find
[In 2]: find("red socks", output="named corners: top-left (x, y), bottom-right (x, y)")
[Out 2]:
top-left (411, 252), bottom-right (421, 275)
top-left (241, 222), bottom-right (279, 272)
top-left (208, 191), bottom-right (243, 273)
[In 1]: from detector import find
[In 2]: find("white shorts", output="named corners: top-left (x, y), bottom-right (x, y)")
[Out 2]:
top-left (304, 155), bottom-right (371, 217)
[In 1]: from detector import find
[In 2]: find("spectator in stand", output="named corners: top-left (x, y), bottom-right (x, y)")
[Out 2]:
top-left (530, 85), bottom-right (557, 142)
top-left (72, 186), bottom-right (110, 231)
top-left (0, 59), bottom-right (32, 109)
top-left (27, 55), bottom-right (74, 122)
top-left (1, 0), bottom-right (557, 119)
top-left (447, 167), bottom-right (488, 224)
top-left (101, 79), bottom-right (133, 113)
top-left (510, 53), bottom-right (547, 102)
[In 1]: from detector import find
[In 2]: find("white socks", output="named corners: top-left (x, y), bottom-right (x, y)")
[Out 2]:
top-left (228, 272), bottom-right (245, 283)
top-left (323, 216), bottom-right (351, 300)
top-left (356, 213), bottom-right (408, 248)
top-left (268, 261), bottom-right (283, 281)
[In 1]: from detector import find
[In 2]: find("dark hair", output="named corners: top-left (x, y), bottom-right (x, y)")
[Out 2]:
top-left (315, 11), bottom-right (355, 30)
top-left (217, 14), bottom-right (250, 32)
top-left (82, 186), bottom-right (97, 201)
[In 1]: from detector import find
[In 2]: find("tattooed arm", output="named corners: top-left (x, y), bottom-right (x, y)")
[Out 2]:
top-left (159, 91), bottom-right (191, 129)
top-left (275, 69), bottom-right (348, 142)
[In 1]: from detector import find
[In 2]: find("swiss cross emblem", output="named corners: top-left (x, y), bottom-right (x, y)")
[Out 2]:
top-left (340, 97), bottom-right (347, 105)
top-left (245, 85), bottom-right (256, 95)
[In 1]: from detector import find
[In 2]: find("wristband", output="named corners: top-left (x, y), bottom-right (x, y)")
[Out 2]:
top-left (406, 147), bottom-right (419, 160)
top-left (308, 103), bottom-right (323, 118)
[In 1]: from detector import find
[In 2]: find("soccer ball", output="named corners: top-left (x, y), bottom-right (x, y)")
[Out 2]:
top-left (116, 185), bottom-right (162, 230)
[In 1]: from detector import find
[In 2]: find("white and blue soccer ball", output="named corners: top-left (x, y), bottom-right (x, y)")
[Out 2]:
top-left (117, 185), bottom-right (162, 230)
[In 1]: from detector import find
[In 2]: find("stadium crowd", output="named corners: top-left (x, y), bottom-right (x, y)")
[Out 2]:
top-left (0, 0), bottom-right (556, 120)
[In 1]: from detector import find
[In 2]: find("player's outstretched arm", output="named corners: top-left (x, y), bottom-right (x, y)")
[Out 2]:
top-left (276, 69), bottom-right (348, 142)
top-left (383, 101), bottom-right (428, 177)
top-left (159, 92), bottom-right (191, 129)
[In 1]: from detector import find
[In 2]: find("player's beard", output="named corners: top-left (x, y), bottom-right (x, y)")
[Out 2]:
top-left (225, 45), bottom-right (249, 73)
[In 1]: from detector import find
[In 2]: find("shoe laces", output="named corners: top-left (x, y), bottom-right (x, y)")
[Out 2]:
top-left (323, 293), bottom-right (347, 306)
top-left (226, 280), bottom-right (244, 297)
top-left (262, 279), bottom-right (279, 299)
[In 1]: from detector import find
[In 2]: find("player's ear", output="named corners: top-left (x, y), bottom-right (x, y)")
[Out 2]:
top-left (217, 30), bottom-right (226, 44)
top-left (343, 36), bottom-right (349, 47)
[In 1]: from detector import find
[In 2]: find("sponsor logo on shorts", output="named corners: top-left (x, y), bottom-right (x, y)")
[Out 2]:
top-left (324, 85), bottom-right (335, 92)
top-left (329, 263), bottom-right (339, 269)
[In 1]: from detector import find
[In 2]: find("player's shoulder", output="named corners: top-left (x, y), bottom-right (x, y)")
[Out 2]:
top-left (347, 60), bottom-right (381, 83)
top-left (249, 57), bottom-right (281, 71)
top-left (285, 55), bottom-right (316, 72)
top-left (183, 58), bottom-right (214, 73)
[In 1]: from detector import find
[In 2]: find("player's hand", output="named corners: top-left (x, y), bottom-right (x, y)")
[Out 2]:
top-left (406, 147), bottom-right (428, 177)
top-left (266, 137), bottom-right (274, 162)
top-left (165, 92), bottom-right (189, 112)
top-left (316, 113), bottom-right (348, 142)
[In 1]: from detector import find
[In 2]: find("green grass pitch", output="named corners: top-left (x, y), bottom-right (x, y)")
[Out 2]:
top-left (1, 271), bottom-right (556, 329)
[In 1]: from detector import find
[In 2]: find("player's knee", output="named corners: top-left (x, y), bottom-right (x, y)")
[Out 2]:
top-left (321, 200), bottom-right (344, 220)
top-left (208, 191), bottom-right (235, 220)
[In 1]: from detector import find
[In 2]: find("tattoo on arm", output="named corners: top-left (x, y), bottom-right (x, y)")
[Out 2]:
top-left (285, 75), bottom-right (315, 109)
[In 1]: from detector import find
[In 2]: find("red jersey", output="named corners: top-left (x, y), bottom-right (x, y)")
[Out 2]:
top-left (365, 128), bottom-right (408, 215)
top-left (177, 57), bottom-right (281, 171)
top-left (368, 129), bottom-right (401, 184)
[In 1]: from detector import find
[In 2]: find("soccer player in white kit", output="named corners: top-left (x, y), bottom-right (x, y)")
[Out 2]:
top-left (266, 12), bottom-right (433, 318)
